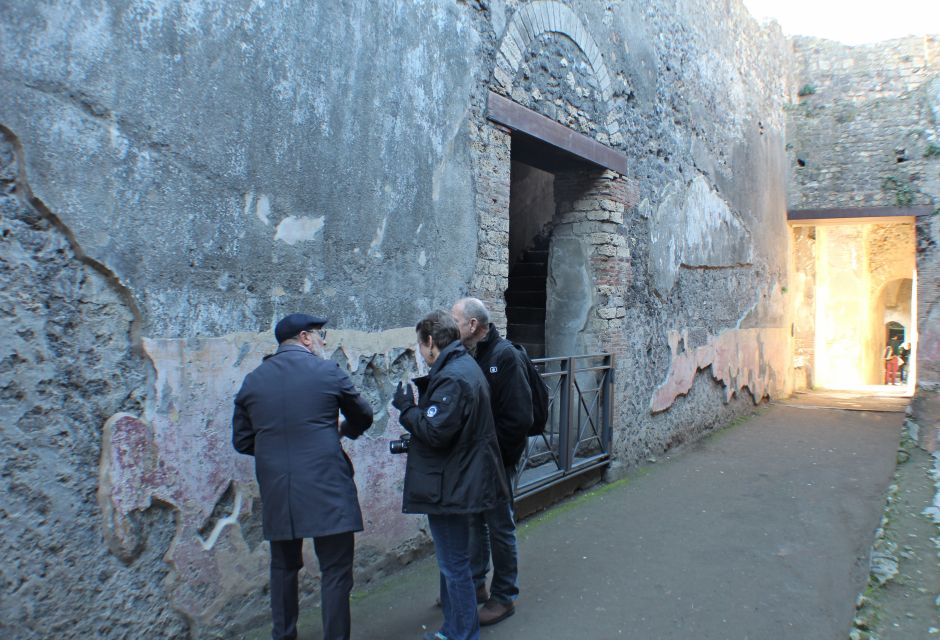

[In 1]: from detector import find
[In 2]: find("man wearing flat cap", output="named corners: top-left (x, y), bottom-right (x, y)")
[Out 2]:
top-left (233, 313), bottom-right (374, 640)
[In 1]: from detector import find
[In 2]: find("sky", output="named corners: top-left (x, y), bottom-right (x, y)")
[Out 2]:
top-left (742, 0), bottom-right (940, 45)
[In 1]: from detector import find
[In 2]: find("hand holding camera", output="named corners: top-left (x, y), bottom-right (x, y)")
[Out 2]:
top-left (389, 432), bottom-right (412, 454)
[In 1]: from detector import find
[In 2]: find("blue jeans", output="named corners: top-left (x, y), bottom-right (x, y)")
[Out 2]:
top-left (469, 499), bottom-right (519, 604)
top-left (427, 514), bottom-right (480, 640)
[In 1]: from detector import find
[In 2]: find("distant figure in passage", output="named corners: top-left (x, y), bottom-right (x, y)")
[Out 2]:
top-left (883, 341), bottom-right (899, 385)
top-left (898, 342), bottom-right (911, 384)
top-left (233, 313), bottom-right (374, 640)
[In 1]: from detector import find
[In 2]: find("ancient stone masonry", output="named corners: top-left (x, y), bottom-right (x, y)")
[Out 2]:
top-left (787, 35), bottom-right (940, 387)
top-left (790, 226), bottom-right (816, 388)
top-left (1, 0), bottom-right (800, 635)
top-left (0, 127), bottom-right (188, 637)
top-left (787, 36), bottom-right (940, 210)
top-left (468, 120), bottom-right (513, 327)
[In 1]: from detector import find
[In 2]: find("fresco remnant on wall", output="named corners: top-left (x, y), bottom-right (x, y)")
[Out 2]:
top-left (98, 328), bottom-right (424, 626)
top-left (651, 327), bottom-right (789, 412)
top-left (651, 285), bottom-right (790, 412)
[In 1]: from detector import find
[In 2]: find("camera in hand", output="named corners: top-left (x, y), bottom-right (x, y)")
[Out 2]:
top-left (389, 433), bottom-right (412, 454)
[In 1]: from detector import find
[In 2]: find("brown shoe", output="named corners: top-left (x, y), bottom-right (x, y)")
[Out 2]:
top-left (478, 598), bottom-right (515, 626)
top-left (435, 585), bottom-right (489, 608)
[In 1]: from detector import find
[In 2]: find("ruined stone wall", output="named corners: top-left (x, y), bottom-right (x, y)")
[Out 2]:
top-left (1, 1), bottom-right (794, 636)
top-left (0, 128), bottom-right (187, 637)
top-left (478, 0), bottom-right (793, 467)
top-left (786, 36), bottom-right (940, 387)
top-left (787, 36), bottom-right (940, 210)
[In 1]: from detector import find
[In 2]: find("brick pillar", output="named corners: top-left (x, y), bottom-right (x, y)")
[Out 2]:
top-left (469, 121), bottom-right (511, 330)
top-left (550, 168), bottom-right (638, 430)
top-left (551, 168), bottom-right (636, 348)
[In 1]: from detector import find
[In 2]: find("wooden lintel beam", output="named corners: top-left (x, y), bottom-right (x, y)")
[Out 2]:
top-left (787, 205), bottom-right (934, 223)
top-left (486, 91), bottom-right (628, 175)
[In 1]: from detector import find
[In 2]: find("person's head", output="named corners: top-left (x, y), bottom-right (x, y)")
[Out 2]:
top-left (415, 309), bottom-right (459, 366)
top-left (274, 313), bottom-right (328, 355)
top-left (451, 297), bottom-right (490, 348)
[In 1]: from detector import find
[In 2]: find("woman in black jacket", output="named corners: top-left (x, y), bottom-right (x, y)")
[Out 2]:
top-left (392, 310), bottom-right (509, 640)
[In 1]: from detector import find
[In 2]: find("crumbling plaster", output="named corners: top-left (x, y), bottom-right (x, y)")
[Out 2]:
top-left (98, 327), bottom-right (426, 630)
top-left (0, 127), bottom-right (188, 637)
top-left (2, 0), bottom-right (800, 635)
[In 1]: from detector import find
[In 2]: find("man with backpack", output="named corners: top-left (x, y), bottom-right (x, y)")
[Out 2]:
top-left (451, 297), bottom-right (534, 626)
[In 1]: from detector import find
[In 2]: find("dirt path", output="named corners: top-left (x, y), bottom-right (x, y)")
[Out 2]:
top-left (249, 394), bottom-right (905, 639)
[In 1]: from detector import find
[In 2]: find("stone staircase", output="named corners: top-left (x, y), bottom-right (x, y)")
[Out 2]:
top-left (506, 237), bottom-right (549, 358)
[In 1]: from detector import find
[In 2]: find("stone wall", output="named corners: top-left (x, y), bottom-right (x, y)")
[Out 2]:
top-left (0, 1), bottom-right (795, 636)
top-left (787, 36), bottom-right (940, 210)
top-left (0, 128), bottom-right (187, 637)
top-left (790, 226), bottom-right (816, 389)
top-left (477, 0), bottom-right (793, 467)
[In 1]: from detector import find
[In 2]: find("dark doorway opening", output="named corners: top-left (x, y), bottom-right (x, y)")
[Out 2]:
top-left (506, 160), bottom-right (553, 357)
top-left (505, 133), bottom-right (597, 357)
top-left (885, 321), bottom-right (905, 345)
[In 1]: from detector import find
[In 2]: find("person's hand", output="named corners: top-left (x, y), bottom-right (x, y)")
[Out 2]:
top-left (338, 418), bottom-right (356, 439)
top-left (392, 381), bottom-right (415, 412)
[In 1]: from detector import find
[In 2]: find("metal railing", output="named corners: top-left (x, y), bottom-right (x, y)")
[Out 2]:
top-left (513, 353), bottom-right (614, 499)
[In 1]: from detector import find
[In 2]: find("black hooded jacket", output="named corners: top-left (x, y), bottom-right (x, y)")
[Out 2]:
top-left (473, 324), bottom-right (533, 469)
top-left (398, 340), bottom-right (510, 515)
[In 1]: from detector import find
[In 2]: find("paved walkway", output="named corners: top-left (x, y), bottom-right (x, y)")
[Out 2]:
top-left (253, 390), bottom-right (907, 640)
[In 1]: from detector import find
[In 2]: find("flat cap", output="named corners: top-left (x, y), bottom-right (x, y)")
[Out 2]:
top-left (274, 313), bottom-right (328, 344)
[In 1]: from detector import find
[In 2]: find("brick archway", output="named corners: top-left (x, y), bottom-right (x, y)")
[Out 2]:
top-left (492, 0), bottom-right (618, 139)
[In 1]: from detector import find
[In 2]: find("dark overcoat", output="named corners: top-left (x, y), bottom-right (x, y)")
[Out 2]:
top-left (233, 344), bottom-right (373, 540)
top-left (398, 340), bottom-right (510, 515)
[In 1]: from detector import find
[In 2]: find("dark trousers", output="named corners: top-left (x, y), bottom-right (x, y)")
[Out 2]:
top-left (469, 500), bottom-right (519, 603)
top-left (469, 464), bottom-right (519, 604)
top-left (269, 532), bottom-right (355, 640)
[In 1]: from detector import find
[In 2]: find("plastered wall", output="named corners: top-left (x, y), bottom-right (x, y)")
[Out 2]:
top-left (1, 1), bottom-right (797, 636)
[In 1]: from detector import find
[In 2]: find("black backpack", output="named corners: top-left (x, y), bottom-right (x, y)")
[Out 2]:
top-left (511, 343), bottom-right (550, 436)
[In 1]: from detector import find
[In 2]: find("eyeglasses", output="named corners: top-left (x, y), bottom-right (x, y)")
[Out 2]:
top-left (304, 328), bottom-right (327, 340)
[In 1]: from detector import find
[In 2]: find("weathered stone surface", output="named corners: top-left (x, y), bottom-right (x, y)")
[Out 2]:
top-left (649, 176), bottom-right (754, 296)
top-left (0, 0), bottom-right (811, 634)
top-left (0, 128), bottom-right (188, 638)
top-left (98, 328), bottom-right (426, 633)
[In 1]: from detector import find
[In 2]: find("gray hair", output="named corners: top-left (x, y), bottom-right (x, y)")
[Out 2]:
top-left (456, 297), bottom-right (490, 325)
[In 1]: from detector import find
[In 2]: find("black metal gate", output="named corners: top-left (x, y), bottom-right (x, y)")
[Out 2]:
top-left (513, 353), bottom-right (614, 498)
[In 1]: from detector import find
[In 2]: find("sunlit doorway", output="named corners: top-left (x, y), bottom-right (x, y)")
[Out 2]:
top-left (789, 215), bottom-right (917, 395)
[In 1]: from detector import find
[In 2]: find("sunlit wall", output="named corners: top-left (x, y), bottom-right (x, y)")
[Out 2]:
top-left (815, 226), bottom-right (873, 387)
